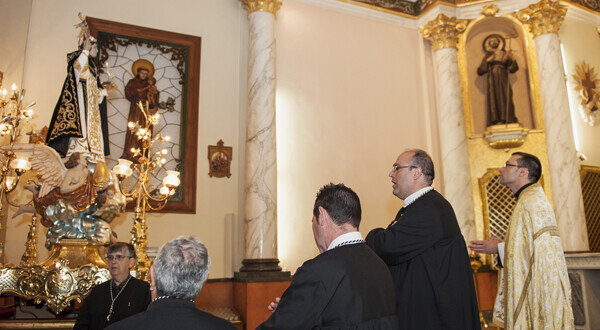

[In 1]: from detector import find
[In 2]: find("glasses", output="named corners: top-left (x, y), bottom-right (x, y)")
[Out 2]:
top-left (107, 254), bottom-right (132, 261)
top-left (503, 162), bottom-right (522, 168)
top-left (392, 164), bottom-right (416, 172)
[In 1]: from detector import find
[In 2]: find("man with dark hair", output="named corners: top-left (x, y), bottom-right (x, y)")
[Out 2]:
top-left (107, 236), bottom-right (235, 329)
top-left (258, 183), bottom-right (397, 329)
top-left (366, 149), bottom-right (480, 329)
top-left (469, 152), bottom-right (573, 328)
top-left (512, 151), bottom-right (542, 182)
top-left (75, 242), bottom-right (150, 330)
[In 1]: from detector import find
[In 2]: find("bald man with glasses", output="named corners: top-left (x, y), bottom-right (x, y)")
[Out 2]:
top-left (366, 149), bottom-right (480, 330)
top-left (75, 242), bottom-right (151, 330)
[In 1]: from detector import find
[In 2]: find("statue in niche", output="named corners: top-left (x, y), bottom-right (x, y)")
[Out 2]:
top-left (477, 34), bottom-right (519, 126)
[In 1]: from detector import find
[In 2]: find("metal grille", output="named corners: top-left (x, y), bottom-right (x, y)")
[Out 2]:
top-left (481, 170), bottom-right (516, 241)
top-left (580, 167), bottom-right (600, 252)
top-left (479, 169), bottom-right (517, 268)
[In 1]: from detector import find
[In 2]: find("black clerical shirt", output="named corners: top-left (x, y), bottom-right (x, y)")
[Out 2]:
top-left (74, 277), bottom-right (151, 330)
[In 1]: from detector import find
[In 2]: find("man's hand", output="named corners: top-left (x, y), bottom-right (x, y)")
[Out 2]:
top-left (267, 297), bottom-right (281, 313)
top-left (468, 237), bottom-right (501, 254)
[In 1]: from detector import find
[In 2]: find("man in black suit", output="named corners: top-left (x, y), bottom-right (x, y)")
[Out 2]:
top-left (107, 236), bottom-right (235, 330)
top-left (258, 183), bottom-right (397, 329)
top-left (75, 242), bottom-right (151, 330)
top-left (366, 149), bottom-right (480, 329)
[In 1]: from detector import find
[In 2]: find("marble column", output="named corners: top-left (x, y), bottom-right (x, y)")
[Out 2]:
top-left (517, 0), bottom-right (589, 251)
top-left (420, 15), bottom-right (477, 242)
top-left (237, 0), bottom-right (289, 280)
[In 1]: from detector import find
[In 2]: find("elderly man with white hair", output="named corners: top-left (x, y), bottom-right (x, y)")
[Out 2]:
top-left (107, 236), bottom-right (235, 329)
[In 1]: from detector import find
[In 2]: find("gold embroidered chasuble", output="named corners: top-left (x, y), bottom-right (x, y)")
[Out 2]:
top-left (493, 183), bottom-right (573, 329)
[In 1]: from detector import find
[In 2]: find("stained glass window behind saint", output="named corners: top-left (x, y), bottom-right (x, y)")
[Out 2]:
top-left (97, 33), bottom-right (187, 201)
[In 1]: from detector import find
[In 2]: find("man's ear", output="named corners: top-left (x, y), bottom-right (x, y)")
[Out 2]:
top-left (127, 256), bottom-right (136, 269)
top-left (519, 167), bottom-right (529, 179)
top-left (413, 166), bottom-right (422, 180)
top-left (318, 206), bottom-right (329, 226)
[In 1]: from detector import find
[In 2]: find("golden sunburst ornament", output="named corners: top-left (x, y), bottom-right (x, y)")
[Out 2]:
top-left (573, 61), bottom-right (600, 126)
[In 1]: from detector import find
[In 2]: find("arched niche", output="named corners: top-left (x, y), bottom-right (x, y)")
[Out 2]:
top-left (458, 14), bottom-right (544, 136)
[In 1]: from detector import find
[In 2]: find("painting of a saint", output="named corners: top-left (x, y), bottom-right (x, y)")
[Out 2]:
top-left (121, 59), bottom-right (160, 161)
top-left (89, 16), bottom-right (200, 212)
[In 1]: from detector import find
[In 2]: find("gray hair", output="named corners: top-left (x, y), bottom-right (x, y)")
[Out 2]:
top-left (407, 149), bottom-right (435, 186)
top-left (154, 236), bottom-right (210, 300)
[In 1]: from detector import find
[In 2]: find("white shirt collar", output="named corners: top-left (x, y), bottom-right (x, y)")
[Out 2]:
top-left (403, 186), bottom-right (433, 207)
top-left (327, 231), bottom-right (364, 251)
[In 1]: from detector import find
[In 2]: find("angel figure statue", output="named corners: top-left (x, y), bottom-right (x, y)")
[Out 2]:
top-left (5, 144), bottom-right (125, 248)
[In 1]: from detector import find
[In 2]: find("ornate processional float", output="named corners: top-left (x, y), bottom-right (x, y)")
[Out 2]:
top-left (0, 14), bottom-right (180, 313)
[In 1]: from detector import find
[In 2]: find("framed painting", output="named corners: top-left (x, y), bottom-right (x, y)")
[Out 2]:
top-left (87, 17), bottom-right (200, 213)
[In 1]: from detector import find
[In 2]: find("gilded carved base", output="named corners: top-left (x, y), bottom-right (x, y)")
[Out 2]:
top-left (483, 123), bottom-right (529, 149)
top-left (40, 239), bottom-right (108, 269)
top-left (0, 240), bottom-right (110, 314)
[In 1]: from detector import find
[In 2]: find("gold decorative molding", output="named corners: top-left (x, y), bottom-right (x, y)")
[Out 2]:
top-left (420, 14), bottom-right (468, 51)
top-left (483, 123), bottom-right (529, 149)
top-left (240, 0), bottom-right (282, 16)
top-left (0, 258), bottom-right (109, 314)
top-left (20, 215), bottom-right (38, 266)
top-left (516, 0), bottom-right (568, 37)
top-left (481, 4), bottom-right (499, 17)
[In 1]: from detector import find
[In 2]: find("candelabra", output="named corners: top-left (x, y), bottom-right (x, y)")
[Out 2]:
top-left (113, 102), bottom-right (180, 280)
top-left (0, 83), bottom-right (34, 260)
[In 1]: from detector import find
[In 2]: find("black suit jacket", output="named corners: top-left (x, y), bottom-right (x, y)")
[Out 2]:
top-left (366, 190), bottom-right (480, 330)
top-left (258, 243), bottom-right (398, 330)
top-left (106, 298), bottom-right (236, 330)
top-left (74, 277), bottom-right (151, 330)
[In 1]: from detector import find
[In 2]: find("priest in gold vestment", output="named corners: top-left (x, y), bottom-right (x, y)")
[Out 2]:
top-left (469, 152), bottom-right (573, 329)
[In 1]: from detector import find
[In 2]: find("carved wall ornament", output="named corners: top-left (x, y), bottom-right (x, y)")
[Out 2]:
top-left (569, 0), bottom-right (600, 13)
top-left (420, 14), bottom-right (468, 51)
top-left (208, 140), bottom-right (232, 178)
top-left (572, 61), bottom-right (600, 126)
top-left (481, 4), bottom-right (499, 17)
top-left (354, 0), bottom-right (420, 16)
top-left (240, 0), bottom-right (282, 16)
top-left (516, 0), bottom-right (567, 37)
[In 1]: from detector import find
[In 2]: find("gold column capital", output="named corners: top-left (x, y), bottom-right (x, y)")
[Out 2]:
top-left (420, 14), bottom-right (468, 51)
top-left (516, 0), bottom-right (567, 37)
top-left (241, 0), bottom-right (282, 16)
